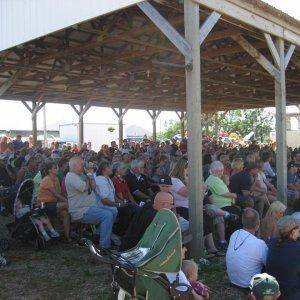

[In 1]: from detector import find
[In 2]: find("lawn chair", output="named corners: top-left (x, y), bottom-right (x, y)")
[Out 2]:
top-left (85, 209), bottom-right (193, 299)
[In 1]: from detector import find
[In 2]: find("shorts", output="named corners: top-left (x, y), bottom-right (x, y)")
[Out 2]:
top-left (204, 204), bottom-right (224, 225)
top-left (42, 202), bottom-right (58, 217)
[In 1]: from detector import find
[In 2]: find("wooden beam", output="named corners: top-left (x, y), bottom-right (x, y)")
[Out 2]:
top-left (21, 101), bottom-right (33, 113)
top-left (196, 0), bottom-right (300, 46)
top-left (137, 1), bottom-right (192, 63)
top-left (275, 37), bottom-right (287, 204)
top-left (79, 100), bottom-right (92, 119)
top-left (71, 104), bottom-right (80, 116)
top-left (0, 70), bottom-right (22, 96)
top-left (231, 35), bottom-right (280, 81)
top-left (199, 11), bottom-right (221, 45)
top-left (284, 44), bottom-right (296, 70)
top-left (184, 0), bottom-right (203, 258)
top-left (264, 33), bottom-right (280, 67)
top-left (32, 102), bottom-right (45, 117)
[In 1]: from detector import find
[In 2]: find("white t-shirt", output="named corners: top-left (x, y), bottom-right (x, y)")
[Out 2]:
top-left (226, 229), bottom-right (268, 288)
top-left (65, 172), bottom-right (96, 220)
top-left (170, 177), bottom-right (188, 208)
top-left (95, 175), bottom-right (115, 203)
top-left (166, 271), bottom-right (191, 292)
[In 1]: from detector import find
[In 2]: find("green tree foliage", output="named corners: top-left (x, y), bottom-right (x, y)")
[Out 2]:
top-left (158, 108), bottom-right (274, 142)
top-left (219, 108), bottom-right (274, 142)
top-left (158, 120), bottom-right (181, 140)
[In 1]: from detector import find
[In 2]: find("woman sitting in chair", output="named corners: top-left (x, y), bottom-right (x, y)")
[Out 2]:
top-left (37, 161), bottom-right (70, 241)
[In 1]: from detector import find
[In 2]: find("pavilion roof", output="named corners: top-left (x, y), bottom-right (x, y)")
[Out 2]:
top-left (0, 0), bottom-right (300, 112)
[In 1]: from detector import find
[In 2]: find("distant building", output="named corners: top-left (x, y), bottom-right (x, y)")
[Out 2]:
top-left (126, 125), bottom-right (150, 142)
top-left (0, 129), bottom-right (59, 139)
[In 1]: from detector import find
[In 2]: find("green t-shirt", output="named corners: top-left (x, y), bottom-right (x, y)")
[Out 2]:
top-left (123, 162), bottom-right (131, 170)
top-left (205, 174), bottom-right (231, 208)
top-left (56, 169), bottom-right (65, 183)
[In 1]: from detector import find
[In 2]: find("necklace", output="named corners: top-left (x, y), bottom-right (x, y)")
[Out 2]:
top-left (234, 230), bottom-right (252, 251)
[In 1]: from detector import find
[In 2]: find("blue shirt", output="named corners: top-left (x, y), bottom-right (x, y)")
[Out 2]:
top-left (287, 172), bottom-right (297, 185)
top-left (12, 139), bottom-right (24, 151)
top-left (266, 238), bottom-right (300, 299)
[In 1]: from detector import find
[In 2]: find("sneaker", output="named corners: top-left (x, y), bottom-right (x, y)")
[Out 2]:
top-left (0, 255), bottom-right (8, 267)
top-left (49, 230), bottom-right (60, 238)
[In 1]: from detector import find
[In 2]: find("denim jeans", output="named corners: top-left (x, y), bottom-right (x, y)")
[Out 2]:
top-left (82, 205), bottom-right (115, 248)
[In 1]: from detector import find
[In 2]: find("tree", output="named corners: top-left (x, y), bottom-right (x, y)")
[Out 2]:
top-left (219, 108), bottom-right (274, 142)
top-left (158, 108), bottom-right (274, 142)
top-left (158, 120), bottom-right (181, 140)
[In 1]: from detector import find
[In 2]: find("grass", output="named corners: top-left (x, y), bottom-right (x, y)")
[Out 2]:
top-left (1, 242), bottom-right (246, 300)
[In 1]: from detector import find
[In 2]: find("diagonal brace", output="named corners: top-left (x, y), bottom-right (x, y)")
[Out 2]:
top-left (176, 111), bottom-right (187, 121)
top-left (285, 44), bottom-right (296, 70)
top-left (199, 11), bottom-right (221, 45)
top-left (138, 1), bottom-right (192, 63)
top-left (112, 107), bottom-right (128, 119)
top-left (264, 33), bottom-right (280, 67)
top-left (32, 102), bottom-right (45, 116)
top-left (0, 70), bottom-right (22, 96)
top-left (22, 101), bottom-right (33, 113)
top-left (79, 100), bottom-right (92, 119)
top-left (147, 109), bottom-right (161, 121)
top-left (232, 35), bottom-right (280, 82)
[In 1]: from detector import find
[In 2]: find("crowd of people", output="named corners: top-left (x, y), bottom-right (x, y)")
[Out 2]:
top-left (1, 131), bottom-right (300, 299)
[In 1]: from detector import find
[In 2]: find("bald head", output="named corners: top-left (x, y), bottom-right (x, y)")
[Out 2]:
top-left (153, 192), bottom-right (174, 211)
top-left (69, 156), bottom-right (84, 174)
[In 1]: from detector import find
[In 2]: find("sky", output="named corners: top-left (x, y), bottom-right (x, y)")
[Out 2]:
top-left (0, 0), bottom-right (299, 133)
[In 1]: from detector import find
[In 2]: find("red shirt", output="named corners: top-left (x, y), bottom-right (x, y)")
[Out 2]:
top-left (112, 175), bottom-right (130, 200)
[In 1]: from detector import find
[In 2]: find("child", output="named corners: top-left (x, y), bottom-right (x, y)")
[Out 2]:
top-left (14, 198), bottom-right (60, 241)
top-left (182, 260), bottom-right (210, 300)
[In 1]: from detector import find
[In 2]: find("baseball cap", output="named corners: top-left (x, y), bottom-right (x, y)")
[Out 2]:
top-left (158, 176), bottom-right (172, 186)
top-left (250, 273), bottom-right (279, 298)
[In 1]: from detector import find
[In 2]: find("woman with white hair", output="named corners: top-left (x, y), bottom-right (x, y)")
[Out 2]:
top-left (205, 161), bottom-right (237, 209)
top-left (260, 201), bottom-right (286, 240)
top-left (205, 161), bottom-right (240, 248)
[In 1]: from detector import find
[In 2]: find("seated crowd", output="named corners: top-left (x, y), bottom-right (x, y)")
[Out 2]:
top-left (1, 133), bottom-right (300, 299)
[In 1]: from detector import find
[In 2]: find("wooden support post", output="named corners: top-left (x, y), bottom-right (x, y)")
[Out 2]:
top-left (112, 108), bottom-right (128, 148)
top-left (22, 100), bottom-right (45, 146)
top-left (78, 104), bottom-right (84, 148)
top-left (147, 110), bottom-right (161, 142)
top-left (176, 111), bottom-right (186, 138)
top-left (184, 0), bottom-right (203, 259)
top-left (275, 38), bottom-right (287, 204)
top-left (32, 101), bottom-right (38, 146)
top-left (71, 101), bottom-right (92, 148)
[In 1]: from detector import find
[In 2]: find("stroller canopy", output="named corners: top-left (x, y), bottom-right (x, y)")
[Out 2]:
top-left (120, 208), bottom-right (182, 274)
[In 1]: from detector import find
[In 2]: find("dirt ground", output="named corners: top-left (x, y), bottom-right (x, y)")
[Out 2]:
top-left (1, 242), bottom-right (247, 300)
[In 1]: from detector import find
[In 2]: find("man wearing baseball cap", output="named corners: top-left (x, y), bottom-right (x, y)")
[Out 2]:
top-left (250, 273), bottom-right (280, 300)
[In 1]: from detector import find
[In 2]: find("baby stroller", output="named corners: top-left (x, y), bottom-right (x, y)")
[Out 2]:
top-left (7, 179), bottom-right (49, 250)
top-left (85, 209), bottom-right (193, 299)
